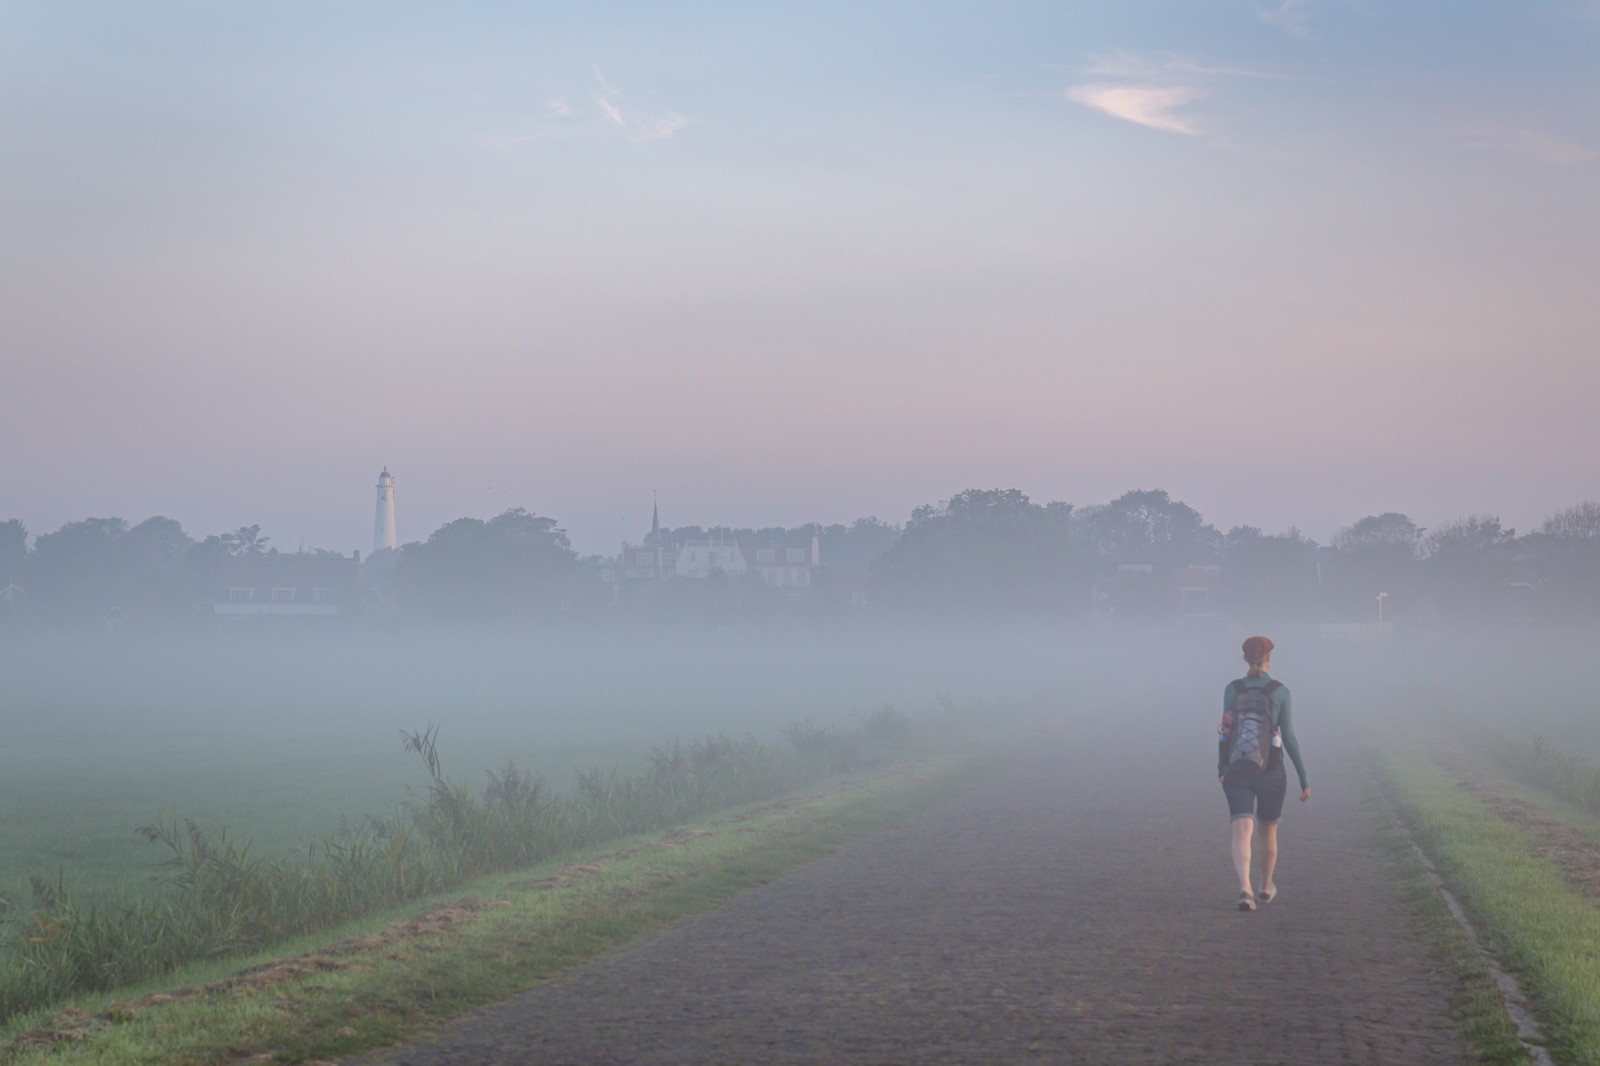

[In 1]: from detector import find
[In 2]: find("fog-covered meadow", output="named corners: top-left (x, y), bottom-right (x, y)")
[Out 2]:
top-left (0, 621), bottom-right (1088, 910)
top-left (3, 619), bottom-right (1592, 914)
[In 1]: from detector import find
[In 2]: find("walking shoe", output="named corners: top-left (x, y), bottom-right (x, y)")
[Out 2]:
top-left (1237, 891), bottom-right (1256, 911)
top-left (1258, 884), bottom-right (1277, 903)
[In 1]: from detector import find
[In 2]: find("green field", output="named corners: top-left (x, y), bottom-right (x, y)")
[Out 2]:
top-left (0, 624), bottom-right (1114, 913)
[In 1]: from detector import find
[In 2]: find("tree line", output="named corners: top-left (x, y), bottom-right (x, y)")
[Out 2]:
top-left (2, 492), bottom-right (1597, 630)
top-left (0, 517), bottom-right (302, 627)
top-left (871, 490), bottom-right (1600, 627)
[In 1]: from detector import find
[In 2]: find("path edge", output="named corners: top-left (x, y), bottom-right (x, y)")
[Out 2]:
top-left (1360, 741), bottom-right (1549, 1066)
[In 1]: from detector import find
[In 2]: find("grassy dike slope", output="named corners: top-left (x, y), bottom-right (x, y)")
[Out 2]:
top-left (1375, 742), bottom-right (1600, 1066)
top-left (0, 755), bottom-right (994, 1066)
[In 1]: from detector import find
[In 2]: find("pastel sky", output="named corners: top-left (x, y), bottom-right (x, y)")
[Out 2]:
top-left (4, 1), bottom-right (1597, 555)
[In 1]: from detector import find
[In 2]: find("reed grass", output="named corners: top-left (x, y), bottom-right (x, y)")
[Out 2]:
top-left (0, 716), bottom-right (903, 1022)
top-left (1480, 730), bottom-right (1600, 815)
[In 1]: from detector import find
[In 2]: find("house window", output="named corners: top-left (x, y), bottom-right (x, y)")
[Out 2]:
top-left (756, 548), bottom-right (775, 563)
top-left (786, 548), bottom-right (806, 563)
top-left (312, 587), bottom-right (335, 603)
top-left (228, 587), bottom-right (255, 603)
top-left (270, 587), bottom-right (296, 603)
top-left (635, 552), bottom-right (653, 566)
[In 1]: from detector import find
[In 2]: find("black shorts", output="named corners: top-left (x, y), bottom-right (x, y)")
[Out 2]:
top-left (1222, 762), bottom-right (1287, 824)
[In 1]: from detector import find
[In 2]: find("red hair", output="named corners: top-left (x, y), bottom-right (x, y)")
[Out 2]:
top-left (1242, 635), bottom-right (1275, 665)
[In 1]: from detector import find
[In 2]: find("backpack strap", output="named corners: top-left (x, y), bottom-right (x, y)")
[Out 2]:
top-left (1260, 680), bottom-right (1283, 768)
top-left (1223, 682), bottom-right (1244, 763)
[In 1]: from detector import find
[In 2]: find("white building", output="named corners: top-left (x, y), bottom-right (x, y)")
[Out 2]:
top-left (745, 531), bottom-right (821, 590)
top-left (597, 499), bottom-right (824, 605)
top-left (675, 538), bottom-right (748, 579)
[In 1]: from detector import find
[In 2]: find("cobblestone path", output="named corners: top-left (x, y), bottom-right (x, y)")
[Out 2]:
top-left (349, 726), bottom-right (1472, 1065)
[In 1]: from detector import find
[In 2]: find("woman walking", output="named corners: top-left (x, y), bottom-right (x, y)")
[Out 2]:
top-left (1218, 635), bottom-right (1310, 911)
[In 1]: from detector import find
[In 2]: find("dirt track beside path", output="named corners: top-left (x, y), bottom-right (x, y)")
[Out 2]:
top-left (349, 728), bottom-right (1473, 1065)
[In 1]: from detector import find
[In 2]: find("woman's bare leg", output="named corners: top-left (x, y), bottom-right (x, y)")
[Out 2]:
top-left (1257, 820), bottom-right (1279, 895)
top-left (1231, 816), bottom-right (1254, 894)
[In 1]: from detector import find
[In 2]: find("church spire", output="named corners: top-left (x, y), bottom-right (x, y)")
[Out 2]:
top-left (646, 491), bottom-right (662, 546)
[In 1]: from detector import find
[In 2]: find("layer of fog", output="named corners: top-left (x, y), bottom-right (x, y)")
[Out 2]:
top-left (2, 622), bottom-right (1592, 890)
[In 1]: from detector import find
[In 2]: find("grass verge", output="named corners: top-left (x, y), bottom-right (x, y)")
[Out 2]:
top-left (1361, 749), bottom-right (1535, 1065)
top-left (0, 752), bottom-right (995, 1066)
top-left (1373, 743), bottom-right (1600, 1065)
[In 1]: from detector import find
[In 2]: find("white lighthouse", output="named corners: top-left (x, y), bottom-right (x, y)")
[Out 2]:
top-left (373, 468), bottom-right (397, 553)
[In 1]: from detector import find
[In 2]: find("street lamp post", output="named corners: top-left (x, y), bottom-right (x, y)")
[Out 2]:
top-left (1377, 591), bottom-right (1388, 637)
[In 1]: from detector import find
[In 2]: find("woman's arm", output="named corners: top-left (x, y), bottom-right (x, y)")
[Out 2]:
top-left (1277, 688), bottom-right (1310, 792)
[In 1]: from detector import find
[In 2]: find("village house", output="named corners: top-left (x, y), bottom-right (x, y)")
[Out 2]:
top-left (598, 500), bottom-right (822, 606)
top-left (676, 537), bottom-right (746, 579)
top-left (743, 531), bottom-right (821, 593)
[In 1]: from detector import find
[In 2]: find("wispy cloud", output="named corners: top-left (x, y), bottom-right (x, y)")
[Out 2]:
top-left (533, 69), bottom-right (688, 142)
top-left (1065, 49), bottom-right (1278, 137)
top-left (596, 96), bottom-right (625, 127)
top-left (1259, 0), bottom-right (1315, 38)
top-left (1067, 84), bottom-right (1203, 135)
top-left (588, 67), bottom-right (688, 141)
top-left (593, 66), bottom-right (622, 99)
top-left (1456, 123), bottom-right (1596, 164)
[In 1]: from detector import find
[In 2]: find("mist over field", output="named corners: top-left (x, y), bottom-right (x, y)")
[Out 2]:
top-left (3, 608), bottom-right (1595, 910)
top-left (4, 489), bottom-right (1599, 927)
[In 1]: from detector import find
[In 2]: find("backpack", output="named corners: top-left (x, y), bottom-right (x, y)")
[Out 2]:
top-left (1224, 679), bottom-right (1282, 771)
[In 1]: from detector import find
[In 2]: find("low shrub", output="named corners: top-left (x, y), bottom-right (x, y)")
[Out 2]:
top-left (854, 705), bottom-right (916, 746)
top-left (783, 718), bottom-right (864, 775)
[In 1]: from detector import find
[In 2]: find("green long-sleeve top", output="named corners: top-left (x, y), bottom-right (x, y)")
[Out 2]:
top-left (1218, 674), bottom-right (1309, 790)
